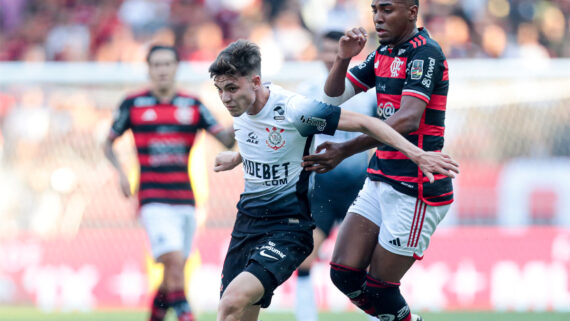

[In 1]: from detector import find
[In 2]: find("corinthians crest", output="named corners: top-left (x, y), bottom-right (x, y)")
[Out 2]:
top-left (266, 127), bottom-right (285, 150)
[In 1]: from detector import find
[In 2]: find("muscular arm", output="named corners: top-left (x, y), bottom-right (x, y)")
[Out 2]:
top-left (303, 96), bottom-right (427, 170)
top-left (323, 28), bottom-right (367, 102)
top-left (335, 107), bottom-right (458, 182)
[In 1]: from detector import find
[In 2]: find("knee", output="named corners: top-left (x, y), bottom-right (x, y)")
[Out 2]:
top-left (329, 262), bottom-right (366, 296)
top-left (218, 291), bottom-right (249, 319)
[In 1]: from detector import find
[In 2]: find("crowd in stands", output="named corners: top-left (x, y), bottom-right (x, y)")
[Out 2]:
top-left (1, 0), bottom-right (569, 63)
top-left (0, 0), bottom-right (569, 235)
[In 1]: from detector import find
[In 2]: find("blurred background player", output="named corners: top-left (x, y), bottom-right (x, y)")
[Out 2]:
top-left (294, 30), bottom-right (377, 321)
top-left (103, 45), bottom-right (235, 321)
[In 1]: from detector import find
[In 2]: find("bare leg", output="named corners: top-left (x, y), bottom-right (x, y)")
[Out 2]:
top-left (217, 272), bottom-right (264, 321)
top-left (369, 244), bottom-right (415, 283)
top-left (331, 213), bottom-right (379, 268)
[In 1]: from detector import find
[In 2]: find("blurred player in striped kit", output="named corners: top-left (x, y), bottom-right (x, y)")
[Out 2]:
top-left (104, 45), bottom-right (235, 321)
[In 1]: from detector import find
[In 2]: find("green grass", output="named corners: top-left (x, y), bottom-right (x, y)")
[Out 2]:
top-left (0, 307), bottom-right (569, 321)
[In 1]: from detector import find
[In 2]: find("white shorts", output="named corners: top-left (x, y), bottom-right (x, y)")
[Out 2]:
top-left (139, 203), bottom-right (197, 260)
top-left (347, 179), bottom-right (449, 259)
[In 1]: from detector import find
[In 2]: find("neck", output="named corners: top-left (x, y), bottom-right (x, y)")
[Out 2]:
top-left (151, 86), bottom-right (176, 103)
top-left (389, 26), bottom-right (418, 48)
top-left (248, 85), bottom-right (270, 115)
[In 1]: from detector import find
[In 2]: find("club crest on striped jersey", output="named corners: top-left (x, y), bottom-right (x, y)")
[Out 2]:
top-left (390, 57), bottom-right (404, 77)
top-left (266, 127), bottom-right (285, 150)
top-left (175, 107), bottom-right (193, 124)
top-left (141, 109), bottom-right (157, 121)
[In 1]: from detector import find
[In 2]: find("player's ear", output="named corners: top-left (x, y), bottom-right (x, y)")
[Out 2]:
top-left (408, 3), bottom-right (418, 21)
top-left (251, 74), bottom-right (262, 89)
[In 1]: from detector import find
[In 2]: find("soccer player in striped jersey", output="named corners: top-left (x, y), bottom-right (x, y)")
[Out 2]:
top-left (104, 45), bottom-right (235, 321)
top-left (210, 39), bottom-right (458, 321)
top-left (302, 1), bottom-right (453, 321)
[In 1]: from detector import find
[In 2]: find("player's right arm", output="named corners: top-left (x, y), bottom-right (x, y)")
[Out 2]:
top-left (306, 27), bottom-right (380, 170)
top-left (323, 27), bottom-right (368, 104)
top-left (214, 150), bottom-right (242, 172)
top-left (103, 99), bottom-right (132, 197)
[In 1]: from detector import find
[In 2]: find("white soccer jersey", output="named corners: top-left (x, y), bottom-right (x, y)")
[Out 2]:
top-left (233, 84), bottom-right (341, 219)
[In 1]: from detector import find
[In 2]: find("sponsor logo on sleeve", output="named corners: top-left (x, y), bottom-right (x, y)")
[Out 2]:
top-left (300, 115), bottom-right (327, 131)
top-left (421, 57), bottom-right (436, 88)
top-left (410, 59), bottom-right (424, 80)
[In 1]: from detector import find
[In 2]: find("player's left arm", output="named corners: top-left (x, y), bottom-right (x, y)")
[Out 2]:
top-left (198, 103), bottom-right (235, 148)
top-left (337, 109), bottom-right (458, 182)
top-left (213, 127), bottom-right (236, 149)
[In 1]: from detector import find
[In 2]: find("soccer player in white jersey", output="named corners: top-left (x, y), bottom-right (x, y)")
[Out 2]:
top-left (209, 39), bottom-right (458, 321)
top-left (294, 31), bottom-right (377, 321)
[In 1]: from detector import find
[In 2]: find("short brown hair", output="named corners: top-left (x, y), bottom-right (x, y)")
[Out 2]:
top-left (209, 40), bottom-right (262, 78)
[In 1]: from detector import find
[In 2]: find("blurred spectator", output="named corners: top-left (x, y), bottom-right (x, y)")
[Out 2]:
top-left (0, 0), bottom-right (567, 62)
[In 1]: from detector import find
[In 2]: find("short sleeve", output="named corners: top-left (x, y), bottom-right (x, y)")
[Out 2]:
top-left (197, 102), bottom-right (223, 134)
top-left (287, 95), bottom-right (341, 137)
top-left (402, 46), bottom-right (445, 104)
top-left (109, 99), bottom-right (131, 139)
top-left (347, 50), bottom-right (377, 91)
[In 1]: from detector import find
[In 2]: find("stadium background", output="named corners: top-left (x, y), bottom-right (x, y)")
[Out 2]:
top-left (0, 0), bottom-right (569, 320)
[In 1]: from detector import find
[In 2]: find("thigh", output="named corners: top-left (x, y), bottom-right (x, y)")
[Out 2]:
top-left (139, 203), bottom-right (186, 260)
top-left (369, 243), bottom-right (415, 283)
top-left (179, 205), bottom-right (197, 258)
top-left (250, 230), bottom-right (313, 286)
top-left (331, 212), bottom-right (379, 269)
top-left (377, 183), bottom-right (450, 260)
top-left (247, 229), bottom-right (313, 307)
top-left (221, 271), bottom-right (265, 308)
top-left (220, 234), bottom-right (252, 296)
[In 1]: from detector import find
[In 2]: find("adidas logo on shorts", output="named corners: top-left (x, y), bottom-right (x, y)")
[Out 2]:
top-left (388, 238), bottom-right (401, 246)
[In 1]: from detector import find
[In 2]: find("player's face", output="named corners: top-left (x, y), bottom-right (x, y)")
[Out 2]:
top-left (371, 0), bottom-right (417, 46)
top-left (148, 50), bottom-right (178, 90)
top-left (319, 38), bottom-right (339, 72)
top-left (214, 74), bottom-right (259, 117)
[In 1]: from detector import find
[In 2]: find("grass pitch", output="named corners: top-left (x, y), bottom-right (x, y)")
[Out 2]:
top-left (1, 307), bottom-right (569, 321)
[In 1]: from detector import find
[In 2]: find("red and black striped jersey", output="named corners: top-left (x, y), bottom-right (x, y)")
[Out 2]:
top-left (347, 28), bottom-right (453, 206)
top-left (109, 90), bottom-right (223, 206)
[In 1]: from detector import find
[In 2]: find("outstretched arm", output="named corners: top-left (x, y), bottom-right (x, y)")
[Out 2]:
top-left (336, 109), bottom-right (458, 182)
top-left (303, 96), bottom-right (428, 172)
